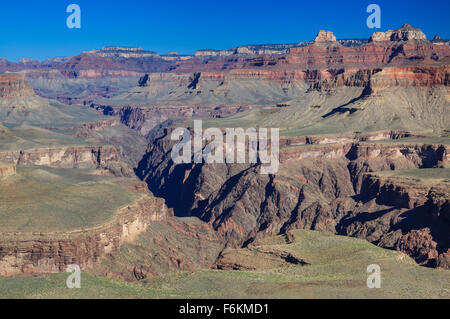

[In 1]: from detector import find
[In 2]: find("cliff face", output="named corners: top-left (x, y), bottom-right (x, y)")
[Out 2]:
top-left (56, 53), bottom-right (172, 79)
top-left (93, 217), bottom-right (225, 281)
top-left (314, 30), bottom-right (337, 43)
top-left (357, 173), bottom-right (449, 268)
top-left (0, 74), bottom-right (35, 98)
top-left (309, 66), bottom-right (450, 97)
top-left (283, 41), bottom-right (449, 69)
top-left (369, 24), bottom-right (427, 42)
top-left (0, 196), bottom-right (171, 276)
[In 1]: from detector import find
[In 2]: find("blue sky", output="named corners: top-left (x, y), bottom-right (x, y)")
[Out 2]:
top-left (0, 0), bottom-right (449, 61)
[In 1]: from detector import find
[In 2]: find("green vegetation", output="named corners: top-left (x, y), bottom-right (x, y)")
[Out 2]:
top-left (363, 136), bottom-right (450, 146)
top-left (0, 273), bottom-right (157, 299)
top-left (0, 230), bottom-right (448, 299)
top-left (0, 96), bottom-right (105, 127)
top-left (0, 125), bottom-right (101, 151)
top-left (375, 168), bottom-right (450, 184)
top-left (0, 166), bottom-right (141, 232)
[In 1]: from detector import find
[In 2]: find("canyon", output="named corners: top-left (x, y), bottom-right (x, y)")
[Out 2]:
top-left (0, 23), bottom-right (448, 298)
top-left (135, 129), bottom-right (450, 269)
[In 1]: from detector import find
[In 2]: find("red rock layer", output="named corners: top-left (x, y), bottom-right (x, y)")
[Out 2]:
top-left (281, 42), bottom-right (450, 70)
top-left (0, 73), bottom-right (35, 98)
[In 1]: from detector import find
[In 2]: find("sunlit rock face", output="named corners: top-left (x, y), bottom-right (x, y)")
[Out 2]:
top-left (369, 24), bottom-right (427, 42)
top-left (0, 74), bottom-right (35, 98)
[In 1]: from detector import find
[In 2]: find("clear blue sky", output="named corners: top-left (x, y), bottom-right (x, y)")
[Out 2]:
top-left (0, 0), bottom-right (449, 61)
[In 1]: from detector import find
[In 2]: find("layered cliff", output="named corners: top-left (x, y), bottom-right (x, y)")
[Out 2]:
top-left (282, 40), bottom-right (449, 69)
top-left (369, 24), bottom-right (427, 42)
top-left (312, 66), bottom-right (450, 93)
top-left (0, 195), bottom-right (171, 276)
top-left (0, 74), bottom-right (35, 98)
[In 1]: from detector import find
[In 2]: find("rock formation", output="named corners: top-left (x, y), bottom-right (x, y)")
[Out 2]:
top-left (314, 30), bottom-right (337, 43)
top-left (369, 24), bottom-right (427, 42)
top-left (0, 74), bottom-right (35, 98)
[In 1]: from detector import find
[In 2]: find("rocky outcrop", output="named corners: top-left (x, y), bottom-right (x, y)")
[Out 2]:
top-left (56, 53), bottom-right (171, 79)
top-left (0, 196), bottom-right (172, 276)
top-left (431, 35), bottom-right (450, 46)
top-left (347, 143), bottom-right (447, 191)
top-left (369, 24), bottom-right (427, 42)
top-left (314, 30), bottom-right (337, 43)
top-left (309, 66), bottom-right (450, 96)
top-left (194, 41), bottom-right (367, 58)
top-left (309, 69), bottom-right (380, 92)
top-left (360, 173), bottom-right (440, 209)
top-left (0, 74), bottom-right (35, 98)
top-left (356, 172), bottom-right (449, 268)
top-left (397, 229), bottom-right (441, 267)
top-left (284, 40), bottom-right (450, 70)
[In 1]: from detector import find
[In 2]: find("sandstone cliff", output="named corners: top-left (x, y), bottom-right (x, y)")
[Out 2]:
top-left (0, 74), bottom-right (35, 98)
top-left (314, 30), bottom-right (337, 43)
